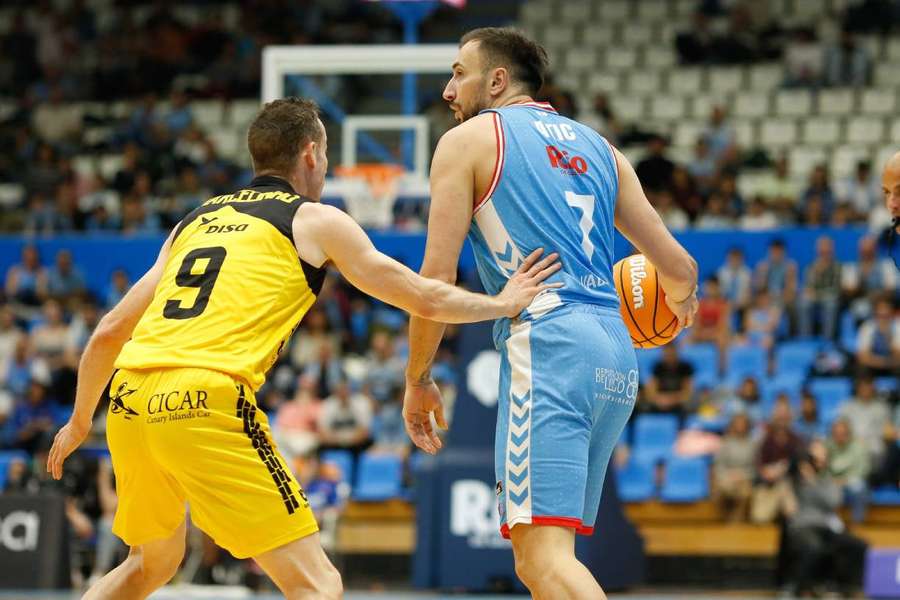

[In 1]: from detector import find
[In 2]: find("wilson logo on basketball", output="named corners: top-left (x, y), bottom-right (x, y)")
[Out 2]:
top-left (546, 145), bottom-right (588, 175)
top-left (628, 254), bottom-right (647, 309)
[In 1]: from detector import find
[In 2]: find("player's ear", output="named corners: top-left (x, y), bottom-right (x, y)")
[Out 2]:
top-left (489, 67), bottom-right (508, 97)
top-left (302, 140), bottom-right (318, 170)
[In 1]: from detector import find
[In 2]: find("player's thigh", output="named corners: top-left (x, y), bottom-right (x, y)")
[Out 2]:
top-left (106, 369), bottom-right (188, 548)
top-left (144, 368), bottom-right (319, 559)
top-left (583, 314), bottom-right (638, 528)
top-left (252, 532), bottom-right (342, 597)
top-left (501, 317), bottom-right (593, 529)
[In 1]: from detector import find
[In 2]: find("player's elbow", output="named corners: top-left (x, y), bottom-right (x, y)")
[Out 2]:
top-left (409, 293), bottom-right (440, 321)
top-left (93, 313), bottom-right (131, 346)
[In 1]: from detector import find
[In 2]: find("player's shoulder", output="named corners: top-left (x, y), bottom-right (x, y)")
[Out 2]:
top-left (434, 114), bottom-right (497, 158)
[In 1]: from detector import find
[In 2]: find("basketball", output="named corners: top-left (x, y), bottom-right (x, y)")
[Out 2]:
top-left (614, 254), bottom-right (678, 348)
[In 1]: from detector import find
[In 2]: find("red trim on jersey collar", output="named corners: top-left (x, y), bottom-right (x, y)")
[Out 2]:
top-left (508, 100), bottom-right (558, 113)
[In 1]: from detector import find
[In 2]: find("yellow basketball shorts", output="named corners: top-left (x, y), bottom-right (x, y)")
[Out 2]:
top-left (106, 367), bottom-right (318, 558)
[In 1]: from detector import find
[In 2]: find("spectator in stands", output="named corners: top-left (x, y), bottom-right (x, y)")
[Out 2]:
top-left (635, 135), bottom-right (674, 193)
top-left (754, 156), bottom-right (800, 219)
top-left (743, 290), bottom-right (782, 350)
top-left (66, 300), bottom-right (101, 358)
top-left (798, 236), bottom-right (842, 339)
top-left (318, 378), bottom-right (373, 458)
top-left (652, 192), bottom-right (689, 231)
top-left (363, 330), bottom-right (404, 406)
top-left (701, 106), bottom-right (737, 170)
top-left (826, 417), bottom-right (870, 522)
top-left (739, 197), bottom-right (777, 230)
top-left (782, 27), bottom-right (825, 88)
top-left (786, 439), bottom-right (868, 597)
top-left (837, 161), bottom-right (882, 222)
top-left (46, 249), bottom-right (86, 304)
top-left (87, 458), bottom-right (126, 587)
top-left (713, 413), bottom-right (756, 521)
top-left (579, 93), bottom-right (622, 145)
top-left (644, 344), bottom-right (694, 420)
top-left (2, 381), bottom-right (58, 453)
top-left (675, 11), bottom-right (715, 64)
top-left (691, 276), bottom-right (732, 366)
top-left (794, 390), bottom-right (823, 443)
top-left (104, 269), bottom-right (130, 309)
top-left (301, 458), bottom-right (345, 553)
top-left (30, 299), bottom-right (70, 370)
top-left (802, 194), bottom-right (827, 227)
top-left (275, 374), bottom-right (322, 458)
top-left (869, 422), bottom-right (900, 490)
top-left (670, 166), bottom-right (703, 221)
top-left (371, 386), bottom-right (410, 455)
top-left (754, 238), bottom-right (798, 312)
top-left (801, 165), bottom-right (836, 220)
top-left (842, 237), bottom-right (897, 321)
top-left (0, 337), bottom-right (41, 398)
top-left (118, 193), bottom-right (160, 234)
top-left (0, 304), bottom-right (24, 369)
top-left (717, 247), bottom-right (752, 316)
top-left (686, 138), bottom-right (717, 195)
top-left (304, 342), bottom-right (344, 401)
top-left (824, 29), bottom-right (872, 87)
top-left (840, 374), bottom-right (891, 462)
top-left (694, 193), bottom-right (735, 229)
top-left (752, 401), bottom-right (801, 524)
top-left (723, 376), bottom-right (764, 424)
top-left (716, 173), bottom-right (745, 218)
top-left (854, 295), bottom-right (899, 377)
top-left (5, 244), bottom-right (48, 312)
top-left (290, 307), bottom-right (340, 369)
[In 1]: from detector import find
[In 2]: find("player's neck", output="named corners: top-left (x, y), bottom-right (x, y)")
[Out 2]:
top-left (492, 93), bottom-right (534, 110)
top-left (256, 171), bottom-right (307, 197)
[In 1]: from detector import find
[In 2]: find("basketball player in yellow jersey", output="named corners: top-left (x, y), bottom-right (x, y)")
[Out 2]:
top-left (46, 97), bottom-right (561, 600)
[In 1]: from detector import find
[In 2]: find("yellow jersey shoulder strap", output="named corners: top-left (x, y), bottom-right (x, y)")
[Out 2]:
top-left (173, 175), bottom-right (326, 295)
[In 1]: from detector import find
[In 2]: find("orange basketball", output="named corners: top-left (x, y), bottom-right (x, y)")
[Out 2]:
top-left (613, 254), bottom-right (678, 348)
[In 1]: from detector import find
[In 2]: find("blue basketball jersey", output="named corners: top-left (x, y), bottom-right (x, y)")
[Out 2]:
top-left (467, 102), bottom-right (620, 345)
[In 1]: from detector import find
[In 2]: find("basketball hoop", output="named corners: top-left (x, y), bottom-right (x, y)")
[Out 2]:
top-left (335, 163), bottom-right (405, 200)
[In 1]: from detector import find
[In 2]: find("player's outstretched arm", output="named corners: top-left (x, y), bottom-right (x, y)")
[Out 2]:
top-left (296, 203), bottom-right (560, 324)
top-left (47, 229), bottom-right (175, 480)
top-left (612, 146), bottom-right (699, 328)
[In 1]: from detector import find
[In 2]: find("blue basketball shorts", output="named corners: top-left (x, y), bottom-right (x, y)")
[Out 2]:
top-left (495, 304), bottom-right (637, 538)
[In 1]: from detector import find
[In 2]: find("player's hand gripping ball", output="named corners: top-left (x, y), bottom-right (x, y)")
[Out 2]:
top-left (614, 254), bottom-right (678, 348)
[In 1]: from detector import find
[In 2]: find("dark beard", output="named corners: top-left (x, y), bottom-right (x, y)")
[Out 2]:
top-left (458, 88), bottom-right (491, 122)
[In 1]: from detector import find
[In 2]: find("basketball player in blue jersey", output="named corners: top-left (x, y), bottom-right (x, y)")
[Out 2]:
top-left (403, 28), bottom-right (699, 599)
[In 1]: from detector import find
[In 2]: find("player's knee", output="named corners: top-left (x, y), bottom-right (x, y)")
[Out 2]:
top-left (139, 544), bottom-right (185, 587)
top-left (283, 562), bottom-right (342, 600)
top-left (512, 543), bottom-right (548, 589)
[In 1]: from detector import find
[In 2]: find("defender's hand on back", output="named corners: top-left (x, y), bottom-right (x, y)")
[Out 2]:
top-left (499, 248), bottom-right (563, 318)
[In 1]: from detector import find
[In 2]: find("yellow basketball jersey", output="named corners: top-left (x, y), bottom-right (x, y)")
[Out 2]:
top-left (116, 176), bottom-right (325, 390)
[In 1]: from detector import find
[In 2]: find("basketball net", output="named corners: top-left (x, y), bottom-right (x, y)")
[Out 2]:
top-left (335, 163), bottom-right (405, 202)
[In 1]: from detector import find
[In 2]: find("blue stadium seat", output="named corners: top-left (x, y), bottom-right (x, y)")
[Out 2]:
top-left (632, 414), bottom-right (679, 464)
top-left (773, 340), bottom-right (820, 377)
top-left (679, 343), bottom-right (719, 379)
top-left (320, 450), bottom-right (355, 488)
top-left (870, 486), bottom-right (900, 506)
top-left (352, 453), bottom-right (403, 501)
top-left (635, 348), bottom-right (662, 382)
top-left (838, 311), bottom-right (858, 353)
top-left (809, 377), bottom-right (853, 407)
top-left (875, 377), bottom-right (898, 394)
top-left (0, 450), bottom-right (30, 492)
top-left (692, 370), bottom-right (720, 391)
top-left (616, 458), bottom-right (656, 502)
top-left (725, 344), bottom-right (768, 380)
top-left (660, 457), bottom-right (709, 502)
